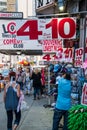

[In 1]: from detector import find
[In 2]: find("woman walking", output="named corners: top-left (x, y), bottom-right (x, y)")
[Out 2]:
top-left (3, 76), bottom-right (21, 130)
top-left (25, 67), bottom-right (31, 95)
top-left (31, 68), bottom-right (42, 100)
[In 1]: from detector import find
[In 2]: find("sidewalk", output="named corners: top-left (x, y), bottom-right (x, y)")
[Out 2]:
top-left (0, 92), bottom-right (53, 130)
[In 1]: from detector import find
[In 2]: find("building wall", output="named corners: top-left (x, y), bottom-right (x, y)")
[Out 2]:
top-left (17, 0), bottom-right (28, 18)
top-left (18, 0), bottom-right (35, 18)
top-left (7, 0), bottom-right (16, 12)
top-left (67, 1), bottom-right (79, 13)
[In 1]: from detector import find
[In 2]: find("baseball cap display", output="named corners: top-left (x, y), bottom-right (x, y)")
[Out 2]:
top-left (60, 67), bottom-right (68, 74)
top-left (53, 64), bottom-right (62, 73)
top-left (67, 68), bottom-right (72, 74)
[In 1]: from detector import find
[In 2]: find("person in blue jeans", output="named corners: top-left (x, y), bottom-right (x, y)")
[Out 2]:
top-left (31, 68), bottom-right (41, 100)
top-left (3, 77), bottom-right (21, 130)
top-left (52, 70), bottom-right (72, 130)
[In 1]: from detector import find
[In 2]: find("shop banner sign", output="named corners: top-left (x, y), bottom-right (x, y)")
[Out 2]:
top-left (81, 83), bottom-right (87, 106)
top-left (16, 17), bottom-right (76, 40)
top-left (0, 20), bottom-right (42, 50)
top-left (74, 48), bottom-right (84, 67)
top-left (41, 40), bottom-right (63, 52)
top-left (42, 48), bottom-right (73, 62)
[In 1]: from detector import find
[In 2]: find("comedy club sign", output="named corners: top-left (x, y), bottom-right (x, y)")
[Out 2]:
top-left (0, 20), bottom-right (22, 49)
top-left (0, 20), bottom-right (42, 50)
top-left (16, 17), bottom-right (76, 40)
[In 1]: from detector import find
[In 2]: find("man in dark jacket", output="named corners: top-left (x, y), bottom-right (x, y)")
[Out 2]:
top-left (31, 68), bottom-right (41, 100)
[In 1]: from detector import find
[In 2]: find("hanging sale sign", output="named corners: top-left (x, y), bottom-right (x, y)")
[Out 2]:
top-left (56, 48), bottom-right (73, 63)
top-left (42, 54), bottom-right (58, 61)
top-left (81, 83), bottom-right (87, 106)
top-left (41, 39), bottom-right (63, 52)
top-left (74, 48), bottom-right (84, 67)
top-left (42, 48), bottom-right (73, 62)
top-left (16, 17), bottom-right (76, 40)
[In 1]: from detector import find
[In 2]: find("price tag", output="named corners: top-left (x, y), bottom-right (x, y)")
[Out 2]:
top-left (75, 48), bottom-right (83, 67)
top-left (81, 83), bottom-right (87, 106)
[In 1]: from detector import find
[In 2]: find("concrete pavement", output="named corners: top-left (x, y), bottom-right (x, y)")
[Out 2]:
top-left (0, 91), bottom-right (53, 130)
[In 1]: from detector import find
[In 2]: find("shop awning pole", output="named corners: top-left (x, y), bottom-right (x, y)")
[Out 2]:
top-left (83, 17), bottom-right (86, 61)
top-left (48, 65), bottom-right (51, 105)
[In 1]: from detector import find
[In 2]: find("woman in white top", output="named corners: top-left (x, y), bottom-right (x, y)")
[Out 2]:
top-left (25, 68), bottom-right (31, 95)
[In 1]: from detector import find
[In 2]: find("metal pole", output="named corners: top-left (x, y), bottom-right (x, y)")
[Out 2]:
top-left (83, 16), bottom-right (86, 61)
top-left (28, 11), bottom-right (87, 18)
top-left (48, 65), bottom-right (51, 105)
top-left (35, 0), bottom-right (36, 14)
top-left (83, 0), bottom-right (87, 61)
top-left (27, 0), bottom-right (28, 18)
top-left (9, 55), bottom-right (11, 68)
top-left (48, 66), bottom-right (50, 93)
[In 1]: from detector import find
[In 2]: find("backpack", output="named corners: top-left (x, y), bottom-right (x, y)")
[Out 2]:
top-left (5, 85), bottom-right (19, 111)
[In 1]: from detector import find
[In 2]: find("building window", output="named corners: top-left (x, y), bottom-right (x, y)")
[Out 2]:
top-left (37, 0), bottom-right (55, 8)
top-left (0, 2), bottom-right (7, 6)
top-left (0, 8), bottom-right (7, 11)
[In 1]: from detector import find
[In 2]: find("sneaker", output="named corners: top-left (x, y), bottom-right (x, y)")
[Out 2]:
top-left (49, 107), bottom-right (55, 111)
top-left (37, 97), bottom-right (40, 100)
top-left (42, 94), bottom-right (45, 98)
top-left (51, 103), bottom-right (56, 107)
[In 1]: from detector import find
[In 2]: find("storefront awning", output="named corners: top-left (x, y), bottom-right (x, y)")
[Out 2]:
top-left (0, 50), bottom-right (43, 55)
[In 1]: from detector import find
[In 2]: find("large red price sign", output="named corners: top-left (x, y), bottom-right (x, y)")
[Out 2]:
top-left (16, 18), bottom-right (76, 40)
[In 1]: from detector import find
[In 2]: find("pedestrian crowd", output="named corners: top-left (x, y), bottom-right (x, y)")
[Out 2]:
top-left (0, 62), bottom-right (87, 130)
top-left (0, 66), bottom-right (45, 130)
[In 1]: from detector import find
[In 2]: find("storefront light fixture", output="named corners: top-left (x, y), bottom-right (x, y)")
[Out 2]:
top-left (16, 51), bottom-right (21, 55)
top-left (58, 0), bottom-right (65, 12)
top-left (59, 5), bottom-right (64, 11)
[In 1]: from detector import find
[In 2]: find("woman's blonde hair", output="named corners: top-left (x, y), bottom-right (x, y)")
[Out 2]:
top-left (34, 68), bottom-right (39, 74)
